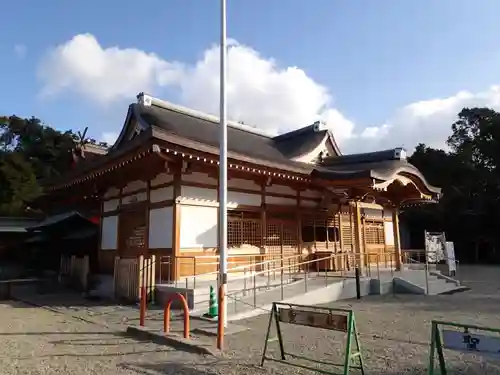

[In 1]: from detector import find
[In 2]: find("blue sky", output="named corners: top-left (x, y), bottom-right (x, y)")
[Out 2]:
top-left (2, 0), bottom-right (500, 152)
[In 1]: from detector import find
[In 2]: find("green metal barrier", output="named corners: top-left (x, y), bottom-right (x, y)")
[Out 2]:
top-left (261, 302), bottom-right (365, 375)
top-left (429, 320), bottom-right (500, 375)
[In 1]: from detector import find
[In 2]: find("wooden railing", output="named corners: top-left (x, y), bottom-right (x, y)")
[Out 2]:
top-left (113, 255), bottom-right (156, 302)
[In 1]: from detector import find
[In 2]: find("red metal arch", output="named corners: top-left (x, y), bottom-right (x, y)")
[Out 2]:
top-left (164, 293), bottom-right (190, 339)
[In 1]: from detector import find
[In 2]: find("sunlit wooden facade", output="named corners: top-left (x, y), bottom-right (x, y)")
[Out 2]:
top-left (40, 93), bottom-right (441, 281)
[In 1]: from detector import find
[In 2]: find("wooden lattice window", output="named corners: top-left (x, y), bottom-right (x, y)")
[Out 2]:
top-left (228, 211), bottom-right (261, 248)
top-left (301, 212), bottom-right (339, 244)
top-left (364, 220), bottom-right (385, 245)
top-left (266, 222), bottom-right (281, 249)
top-left (341, 213), bottom-right (354, 250)
top-left (282, 223), bottom-right (298, 247)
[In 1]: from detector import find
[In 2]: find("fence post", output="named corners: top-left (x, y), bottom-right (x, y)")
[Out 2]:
top-left (355, 267), bottom-right (361, 299)
top-left (139, 285), bottom-right (146, 327)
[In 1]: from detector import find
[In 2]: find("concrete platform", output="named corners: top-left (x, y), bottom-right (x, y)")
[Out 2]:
top-left (125, 325), bottom-right (221, 357)
top-left (191, 323), bottom-right (250, 337)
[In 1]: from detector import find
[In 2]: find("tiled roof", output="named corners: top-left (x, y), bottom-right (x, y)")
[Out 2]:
top-left (40, 94), bottom-right (441, 198)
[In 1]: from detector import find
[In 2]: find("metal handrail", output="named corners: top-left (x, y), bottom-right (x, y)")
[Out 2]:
top-left (401, 249), bottom-right (461, 294)
top-left (167, 250), bottom-right (397, 293)
top-left (161, 252), bottom-right (309, 289)
top-left (224, 251), bottom-right (399, 312)
top-left (161, 250), bottom-right (399, 291)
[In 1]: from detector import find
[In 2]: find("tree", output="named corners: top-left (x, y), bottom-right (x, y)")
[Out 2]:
top-left (407, 107), bottom-right (500, 262)
top-left (0, 152), bottom-right (40, 214)
top-left (0, 115), bottom-right (78, 215)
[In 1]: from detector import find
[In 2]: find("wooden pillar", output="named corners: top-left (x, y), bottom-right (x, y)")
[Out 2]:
top-left (97, 199), bottom-right (103, 273)
top-left (296, 189), bottom-right (302, 256)
top-left (260, 180), bottom-right (267, 269)
top-left (352, 201), bottom-right (365, 271)
top-left (392, 207), bottom-right (402, 271)
top-left (145, 181), bottom-right (151, 255)
top-left (171, 166), bottom-right (181, 281)
top-left (116, 187), bottom-right (124, 259)
top-left (260, 180), bottom-right (266, 249)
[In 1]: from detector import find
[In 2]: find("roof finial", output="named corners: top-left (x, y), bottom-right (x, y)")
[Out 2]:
top-left (313, 120), bottom-right (328, 132)
top-left (394, 148), bottom-right (407, 160)
top-left (137, 92), bottom-right (153, 107)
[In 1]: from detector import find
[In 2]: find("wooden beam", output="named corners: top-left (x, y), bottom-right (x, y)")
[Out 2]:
top-left (352, 201), bottom-right (365, 271)
top-left (296, 189), bottom-right (302, 255)
top-left (392, 208), bottom-right (402, 271)
top-left (171, 165), bottom-right (182, 281)
top-left (260, 180), bottom-right (266, 250)
top-left (145, 180), bottom-right (151, 256)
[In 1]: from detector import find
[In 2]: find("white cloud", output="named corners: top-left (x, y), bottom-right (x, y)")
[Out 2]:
top-left (14, 44), bottom-right (27, 59)
top-left (37, 34), bottom-right (182, 103)
top-left (37, 33), bottom-right (500, 154)
top-left (348, 86), bottom-right (500, 153)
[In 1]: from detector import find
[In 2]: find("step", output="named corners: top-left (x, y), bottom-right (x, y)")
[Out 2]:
top-left (156, 274), bottom-right (302, 310)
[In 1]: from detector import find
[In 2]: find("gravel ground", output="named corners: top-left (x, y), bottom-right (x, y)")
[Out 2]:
top-left (2, 265), bottom-right (500, 374)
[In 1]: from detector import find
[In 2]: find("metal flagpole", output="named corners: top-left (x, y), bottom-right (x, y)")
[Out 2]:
top-left (217, 0), bottom-right (228, 348)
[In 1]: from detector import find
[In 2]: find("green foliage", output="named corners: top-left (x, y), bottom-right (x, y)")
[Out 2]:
top-left (0, 115), bottom-right (77, 215)
top-left (408, 107), bottom-right (500, 262)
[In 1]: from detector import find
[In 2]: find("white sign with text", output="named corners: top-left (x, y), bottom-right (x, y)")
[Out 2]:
top-left (442, 329), bottom-right (500, 358)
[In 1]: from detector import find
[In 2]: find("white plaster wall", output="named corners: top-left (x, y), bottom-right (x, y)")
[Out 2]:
top-left (101, 215), bottom-right (118, 250)
top-left (182, 172), bottom-right (217, 185)
top-left (384, 221), bottom-right (395, 246)
top-left (150, 186), bottom-right (173, 203)
top-left (103, 199), bottom-right (119, 212)
top-left (149, 207), bottom-right (173, 248)
top-left (180, 186), bottom-right (261, 207)
top-left (300, 200), bottom-right (318, 207)
top-left (301, 189), bottom-right (322, 199)
top-left (179, 205), bottom-right (218, 248)
top-left (228, 191), bottom-right (261, 206)
top-left (266, 184), bottom-right (296, 196)
top-left (103, 187), bottom-right (120, 199)
top-left (266, 196), bottom-right (296, 205)
top-left (121, 191), bottom-right (147, 205)
top-left (180, 186), bottom-right (217, 202)
top-left (227, 178), bottom-right (260, 191)
top-left (122, 180), bottom-right (147, 194)
top-left (151, 172), bottom-right (173, 187)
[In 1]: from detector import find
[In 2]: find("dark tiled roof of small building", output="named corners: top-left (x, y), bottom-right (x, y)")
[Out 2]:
top-left (312, 149), bottom-right (441, 195)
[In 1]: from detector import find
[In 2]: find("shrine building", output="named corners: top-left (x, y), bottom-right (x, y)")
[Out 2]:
top-left (38, 92), bottom-right (441, 282)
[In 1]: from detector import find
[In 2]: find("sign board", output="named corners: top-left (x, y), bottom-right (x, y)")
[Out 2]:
top-left (444, 242), bottom-right (456, 275)
top-left (429, 320), bottom-right (500, 375)
top-left (442, 329), bottom-right (500, 358)
top-left (425, 231), bottom-right (446, 263)
top-left (262, 303), bottom-right (365, 375)
top-left (278, 308), bottom-right (348, 332)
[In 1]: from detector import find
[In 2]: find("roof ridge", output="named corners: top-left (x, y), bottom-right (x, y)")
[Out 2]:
top-left (137, 92), bottom-right (273, 139)
top-left (273, 121), bottom-right (328, 142)
top-left (322, 148), bottom-right (407, 166)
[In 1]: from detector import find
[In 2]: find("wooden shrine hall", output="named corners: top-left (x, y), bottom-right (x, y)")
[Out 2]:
top-left (38, 92), bottom-right (441, 281)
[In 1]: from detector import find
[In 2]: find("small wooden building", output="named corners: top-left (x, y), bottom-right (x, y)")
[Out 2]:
top-left (39, 93), bottom-right (440, 281)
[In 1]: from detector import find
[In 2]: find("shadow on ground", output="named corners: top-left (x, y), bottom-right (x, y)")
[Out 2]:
top-left (119, 360), bottom-right (493, 375)
top-left (119, 362), bottom-right (219, 375)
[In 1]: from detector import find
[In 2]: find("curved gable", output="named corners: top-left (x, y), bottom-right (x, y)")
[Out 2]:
top-left (110, 103), bottom-right (150, 151)
top-left (273, 122), bottom-right (341, 164)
